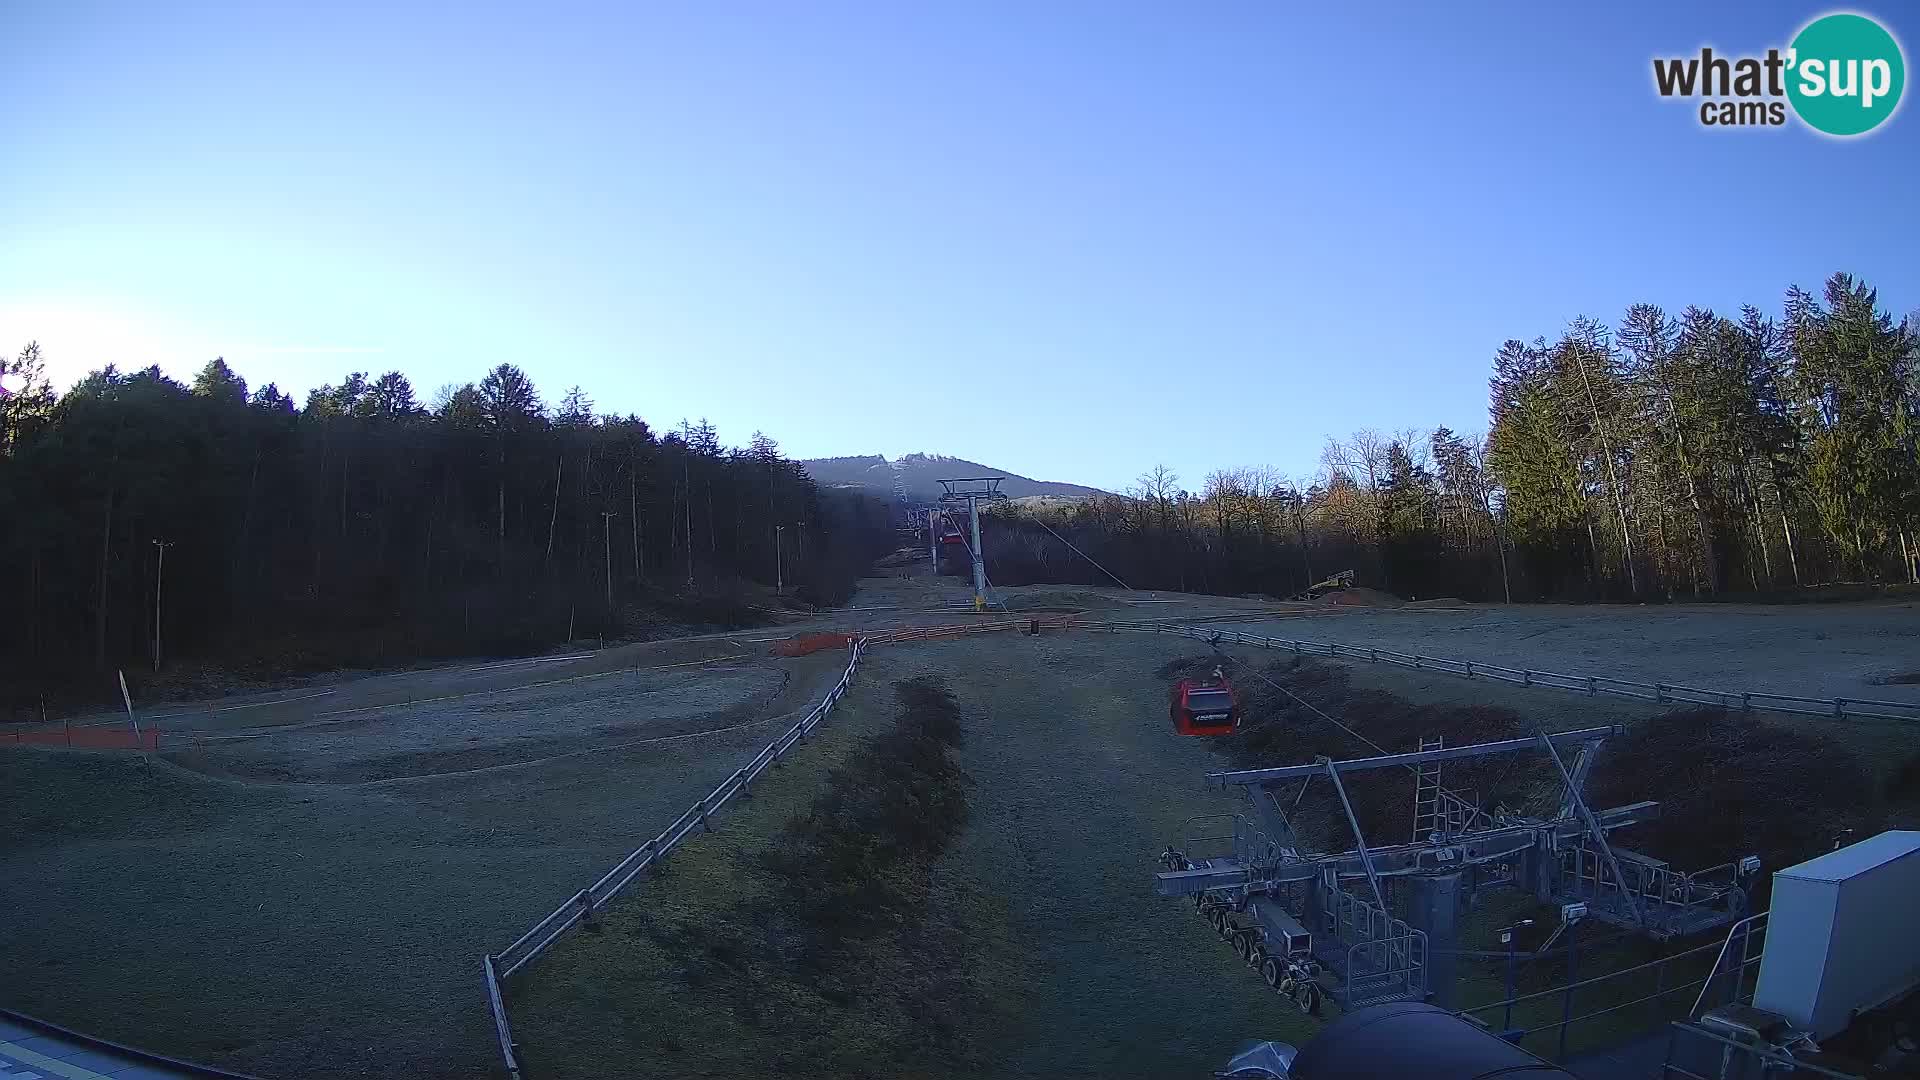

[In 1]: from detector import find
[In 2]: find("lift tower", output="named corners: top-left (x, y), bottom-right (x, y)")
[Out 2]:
top-left (937, 477), bottom-right (1008, 611)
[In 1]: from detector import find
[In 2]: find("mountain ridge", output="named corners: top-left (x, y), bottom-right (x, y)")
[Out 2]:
top-left (800, 452), bottom-right (1112, 502)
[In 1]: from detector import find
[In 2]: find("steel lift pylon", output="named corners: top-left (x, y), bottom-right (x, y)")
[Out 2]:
top-left (1155, 725), bottom-right (1761, 1011)
top-left (936, 477), bottom-right (1007, 610)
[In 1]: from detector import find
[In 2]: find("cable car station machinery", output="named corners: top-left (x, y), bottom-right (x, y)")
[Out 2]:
top-left (1155, 726), bottom-right (1761, 1012)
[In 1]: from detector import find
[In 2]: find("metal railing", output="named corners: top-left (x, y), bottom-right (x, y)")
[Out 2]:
top-left (1689, 912), bottom-right (1768, 1020)
top-left (1660, 1020), bottom-right (1860, 1080)
top-left (1317, 881), bottom-right (1427, 1006)
top-left (1076, 621), bottom-right (1920, 724)
top-left (481, 637), bottom-right (871, 1079)
top-left (1175, 813), bottom-right (1284, 867)
top-left (1347, 932), bottom-right (1429, 1008)
top-left (1458, 915), bottom-right (1768, 1062)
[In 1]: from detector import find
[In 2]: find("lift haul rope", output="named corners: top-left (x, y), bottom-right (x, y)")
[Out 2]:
top-left (1031, 516), bottom-right (1135, 593)
top-left (1205, 638), bottom-right (1398, 762)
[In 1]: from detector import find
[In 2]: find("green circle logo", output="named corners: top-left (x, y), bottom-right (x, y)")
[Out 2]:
top-left (1787, 13), bottom-right (1906, 136)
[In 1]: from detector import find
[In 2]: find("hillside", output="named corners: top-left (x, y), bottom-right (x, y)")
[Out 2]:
top-left (800, 452), bottom-right (1111, 502)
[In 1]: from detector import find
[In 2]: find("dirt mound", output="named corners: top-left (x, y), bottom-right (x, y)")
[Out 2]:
top-left (1321, 587), bottom-right (1404, 608)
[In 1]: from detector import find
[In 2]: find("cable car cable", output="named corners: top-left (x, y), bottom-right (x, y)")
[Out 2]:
top-left (1031, 517), bottom-right (1134, 592)
top-left (1205, 641), bottom-right (1487, 809)
top-left (1205, 640), bottom-right (1395, 760)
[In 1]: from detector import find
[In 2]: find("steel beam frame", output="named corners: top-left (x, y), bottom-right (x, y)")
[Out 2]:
top-left (1538, 732), bottom-right (1645, 927)
top-left (1209, 725), bottom-right (1623, 787)
top-left (1153, 801), bottom-right (1659, 896)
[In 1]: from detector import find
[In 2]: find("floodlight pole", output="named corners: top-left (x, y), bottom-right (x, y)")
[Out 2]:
top-left (774, 525), bottom-right (785, 593)
top-left (601, 511), bottom-right (617, 612)
top-left (151, 539), bottom-right (174, 672)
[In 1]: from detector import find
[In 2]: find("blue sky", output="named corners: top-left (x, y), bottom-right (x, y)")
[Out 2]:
top-left (2, 1), bottom-right (1914, 493)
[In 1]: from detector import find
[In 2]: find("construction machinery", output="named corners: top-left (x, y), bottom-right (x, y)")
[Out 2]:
top-left (1291, 570), bottom-right (1355, 601)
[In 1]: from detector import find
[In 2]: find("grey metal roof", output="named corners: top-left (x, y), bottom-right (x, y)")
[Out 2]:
top-left (1776, 830), bottom-right (1920, 883)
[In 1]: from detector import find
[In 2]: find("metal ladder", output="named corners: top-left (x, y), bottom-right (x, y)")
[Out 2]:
top-left (1411, 736), bottom-right (1444, 841)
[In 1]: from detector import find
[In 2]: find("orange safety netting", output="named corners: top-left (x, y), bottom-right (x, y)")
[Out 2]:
top-left (772, 615), bottom-right (1078, 655)
top-left (770, 633), bottom-right (858, 657)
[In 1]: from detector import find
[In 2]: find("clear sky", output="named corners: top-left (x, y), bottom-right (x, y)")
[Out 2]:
top-left (3, 1), bottom-right (1914, 493)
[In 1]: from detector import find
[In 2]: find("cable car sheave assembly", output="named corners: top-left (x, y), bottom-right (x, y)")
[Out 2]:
top-left (1154, 721), bottom-right (1763, 1014)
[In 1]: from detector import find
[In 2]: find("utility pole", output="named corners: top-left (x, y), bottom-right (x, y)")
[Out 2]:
top-left (601, 511), bottom-right (618, 613)
top-left (927, 507), bottom-right (937, 570)
top-left (151, 539), bottom-right (173, 672)
top-left (774, 525), bottom-right (785, 593)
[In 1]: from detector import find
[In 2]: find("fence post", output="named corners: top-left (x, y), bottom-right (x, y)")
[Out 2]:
top-left (578, 888), bottom-right (596, 928)
top-left (1559, 927), bottom-right (1580, 1061)
top-left (696, 796), bottom-right (711, 832)
top-left (1586, 677), bottom-right (1597, 697)
top-left (1415, 655), bottom-right (1423, 670)
top-left (1652, 955), bottom-right (1667, 1028)
top-left (1655, 684), bottom-right (1666, 703)
top-left (1523, 670), bottom-right (1533, 687)
top-left (1465, 661), bottom-right (1474, 679)
top-left (1833, 698), bottom-right (1846, 719)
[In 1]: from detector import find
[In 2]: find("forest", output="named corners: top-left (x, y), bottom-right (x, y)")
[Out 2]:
top-left (0, 355), bottom-right (895, 715)
top-left (4, 271), bottom-right (1914, 714)
top-left (979, 273), bottom-right (1920, 603)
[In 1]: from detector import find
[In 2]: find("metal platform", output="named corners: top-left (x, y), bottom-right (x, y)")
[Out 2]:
top-left (1156, 725), bottom-right (1760, 1010)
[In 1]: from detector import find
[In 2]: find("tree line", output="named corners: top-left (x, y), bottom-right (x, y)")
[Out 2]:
top-left (0, 353), bottom-right (894, 714)
top-left (979, 273), bottom-right (1920, 602)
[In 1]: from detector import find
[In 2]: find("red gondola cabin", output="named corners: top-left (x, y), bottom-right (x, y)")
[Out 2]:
top-left (1169, 674), bottom-right (1239, 736)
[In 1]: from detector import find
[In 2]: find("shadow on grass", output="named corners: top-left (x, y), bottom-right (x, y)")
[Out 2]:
top-left (513, 675), bottom-right (992, 1080)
